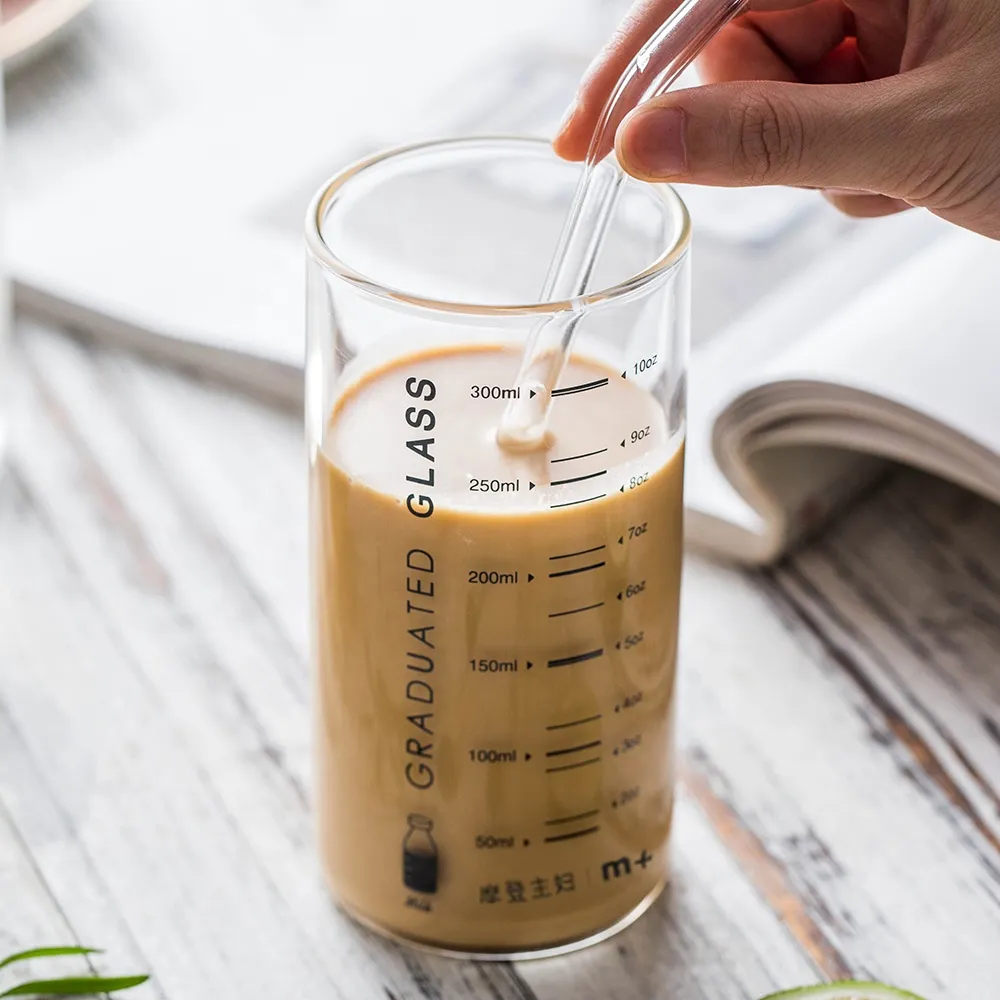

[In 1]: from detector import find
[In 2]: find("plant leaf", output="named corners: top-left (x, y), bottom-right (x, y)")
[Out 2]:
top-left (0, 951), bottom-right (102, 973)
top-left (758, 983), bottom-right (929, 1000)
top-left (0, 975), bottom-right (148, 998)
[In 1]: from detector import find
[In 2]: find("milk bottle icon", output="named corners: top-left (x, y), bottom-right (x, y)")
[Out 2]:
top-left (403, 814), bottom-right (438, 894)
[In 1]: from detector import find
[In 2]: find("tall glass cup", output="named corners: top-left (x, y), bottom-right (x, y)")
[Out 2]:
top-left (306, 138), bottom-right (690, 959)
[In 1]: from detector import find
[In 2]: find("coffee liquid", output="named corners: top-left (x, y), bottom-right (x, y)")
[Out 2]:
top-left (312, 345), bottom-right (684, 954)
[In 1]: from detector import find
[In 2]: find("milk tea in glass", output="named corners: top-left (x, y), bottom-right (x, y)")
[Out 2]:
top-left (306, 138), bottom-right (690, 958)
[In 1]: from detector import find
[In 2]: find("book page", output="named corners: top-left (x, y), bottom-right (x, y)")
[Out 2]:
top-left (684, 209), bottom-right (948, 557)
top-left (750, 227), bottom-right (1000, 459)
top-left (697, 225), bottom-right (1000, 562)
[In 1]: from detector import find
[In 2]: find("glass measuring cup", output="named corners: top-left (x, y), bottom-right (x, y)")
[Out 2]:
top-left (306, 137), bottom-right (690, 959)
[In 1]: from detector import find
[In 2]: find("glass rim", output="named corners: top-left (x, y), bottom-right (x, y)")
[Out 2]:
top-left (305, 136), bottom-right (691, 318)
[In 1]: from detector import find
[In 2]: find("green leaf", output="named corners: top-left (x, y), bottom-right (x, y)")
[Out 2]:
top-left (758, 983), bottom-right (930, 1000)
top-left (0, 951), bottom-right (102, 973)
top-left (0, 975), bottom-right (148, 998)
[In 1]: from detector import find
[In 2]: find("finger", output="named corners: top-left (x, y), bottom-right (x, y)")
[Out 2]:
top-left (702, 0), bottom-right (851, 81)
top-left (615, 74), bottom-right (935, 196)
top-left (555, 0), bottom-right (840, 160)
top-left (747, 0), bottom-right (835, 7)
top-left (843, 0), bottom-right (907, 79)
top-left (806, 37), bottom-right (867, 85)
top-left (822, 190), bottom-right (913, 217)
top-left (696, 18), bottom-right (799, 86)
top-left (554, 0), bottom-right (686, 161)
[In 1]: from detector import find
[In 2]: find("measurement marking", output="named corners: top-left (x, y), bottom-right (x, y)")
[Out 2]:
top-left (552, 377), bottom-right (610, 397)
top-left (550, 494), bottom-right (607, 510)
top-left (549, 544), bottom-right (607, 561)
top-left (544, 825), bottom-right (600, 843)
top-left (551, 448), bottom-right (608, 465)
top-left (547, 649), bottom-right (604, 668)
top-left (546, 757), bottom-right (601, 774)
top-left (549, 602), bottom-right (604, 619)
top-left (546, 714), bottom-right (602, 731)
top-left (545, 809), bottom-right (601, 826)
top-left (546, 740), bottom-right (602, 758)
top-left (549, 561), bottom-right (606, 578)
top-left (550, 469), bottom-right (608, 487)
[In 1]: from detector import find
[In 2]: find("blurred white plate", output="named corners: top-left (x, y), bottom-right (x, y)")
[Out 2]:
top-left (1, 0), bottom-right (94, 72)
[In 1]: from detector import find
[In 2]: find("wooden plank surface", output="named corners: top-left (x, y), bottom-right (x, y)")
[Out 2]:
top-left (3, 319), bottom-right (999, 999)
top-left (3, 3), bottom-right (1000, 999)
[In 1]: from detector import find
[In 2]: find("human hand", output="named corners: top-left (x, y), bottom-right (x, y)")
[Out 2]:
top-left (554, 0), bottom-right (1000, 238)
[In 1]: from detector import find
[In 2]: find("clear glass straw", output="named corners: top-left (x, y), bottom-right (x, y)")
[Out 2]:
top-left (497, 0), bottom-right (748, 450)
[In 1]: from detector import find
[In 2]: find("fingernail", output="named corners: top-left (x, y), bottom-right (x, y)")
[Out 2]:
top-left (619, 106), bottom-right (687, 178)
top-left (554, 97), bottom-right (578, 141)
top-left (823, 187), bottom-right (869, 197)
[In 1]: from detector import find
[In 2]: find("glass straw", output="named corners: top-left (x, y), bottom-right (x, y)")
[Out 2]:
top-left (497, 0), bottom-right (748, 450)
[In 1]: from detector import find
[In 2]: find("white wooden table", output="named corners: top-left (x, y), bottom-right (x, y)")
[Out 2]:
top-left (3, 4), bottom-right (999, 999)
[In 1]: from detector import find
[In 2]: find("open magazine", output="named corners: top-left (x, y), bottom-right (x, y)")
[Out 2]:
top-left (686, 226), bottom-right (1000, 563)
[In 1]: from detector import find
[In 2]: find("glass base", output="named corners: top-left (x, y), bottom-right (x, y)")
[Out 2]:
top-left (337, 875), bottom-right (668, 962)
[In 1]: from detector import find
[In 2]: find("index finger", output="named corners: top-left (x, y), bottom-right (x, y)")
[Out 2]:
top-left (553, 0), bottom-right (820, 160)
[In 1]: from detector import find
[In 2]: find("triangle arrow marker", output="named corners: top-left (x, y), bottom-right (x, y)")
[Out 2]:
top-left (529, 389), bottom-right (537, 398)
top-left (618, 536), bottom-right (624, 545)
top-left (617, 592), bottom-right (622, 601)
top-left (619, 485), bottom-right (625, 493)
top-left (620, 371), bottom-right (627, 379)
top-left (525, 753), bottom-right (532, 761)
top-left (529, 482), bottom-right (536, 491)
top-left (527, 573), bottom-right (534, 582)
top-left (526, 661), bottom-right (533, 670)
top-left (621, 439), bottom-right (626, 448)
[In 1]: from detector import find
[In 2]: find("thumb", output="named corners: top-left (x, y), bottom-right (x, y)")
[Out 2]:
top-left (616, 77), bottom-right (926, 195)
